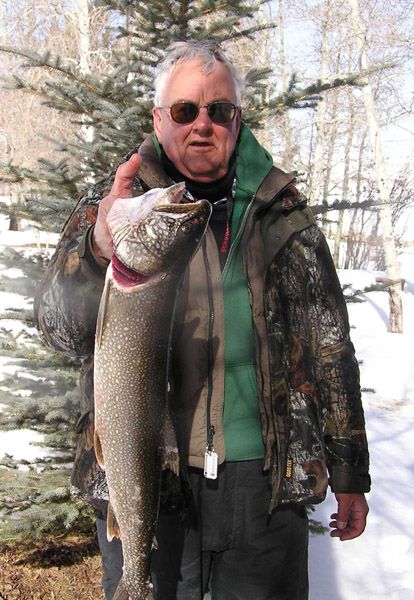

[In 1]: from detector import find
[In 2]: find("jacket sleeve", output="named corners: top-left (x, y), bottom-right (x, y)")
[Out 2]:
top-left (299, 224), bottom-right (371, 494)
top-left (34, 192), bottom-right (107, 359)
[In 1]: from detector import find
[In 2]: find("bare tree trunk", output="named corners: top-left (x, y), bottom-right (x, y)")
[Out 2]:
top-left (308, 0), bottom-right (333, 206)
top-left (74, 0), bottom-right (95, 183)
top-left (1, 0), bottom-right (20, 230)
top-left (344, 129), bottom-right (368, 268)
top-left (321, 91), bottom-right (339, 236)
top-left (348, 0), bottom-right (403, 332)
top-left (278, 0), bottom-right (293, 167)
top-left (334, 89), bottom-right (355, 267)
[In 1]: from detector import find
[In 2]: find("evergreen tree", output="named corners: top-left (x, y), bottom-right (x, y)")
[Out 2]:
top-left (0, 0), bottom-right (280, 544)
top-left (0, 0), bottom-right (279, 228)
top-left (0, 0), bottom-right (366, 228)
top-left (0, 246), bottom-right (97, 542)
top-left (0, 0), bottom-right (364, 543)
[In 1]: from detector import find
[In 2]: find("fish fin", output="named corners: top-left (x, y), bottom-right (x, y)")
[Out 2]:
top-left (107, 502), bottom-right (121, 541)
top-left (111, 579), bottom-right (129, 600)
top-left (94, 430), bottom-right (105, 469)
top-left (95, 273), bottom-right (111, 349)
top-left (84, 413), bottom-right (95, 450)
top-left (161, 446), bottom-right (180, 476)
top-left (152, 535), bottom-right (158, 550)
top-left (112, 579), bottom-right (154, 600)
top-left (161, 409), bottom-right (180, 475)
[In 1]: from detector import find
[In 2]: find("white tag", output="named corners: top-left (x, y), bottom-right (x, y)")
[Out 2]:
top-left (204, 449), bottom-right (218, 479)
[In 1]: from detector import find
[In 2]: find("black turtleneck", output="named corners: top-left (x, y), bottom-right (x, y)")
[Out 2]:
top-left (161, 147), bottom-right (236, 202)
top-left (160, 147), bottom-right (235, 267)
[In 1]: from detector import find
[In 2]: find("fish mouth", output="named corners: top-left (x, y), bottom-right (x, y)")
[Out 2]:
top-left (154, 199), bottom-right (207, 217)
top-left (154, 181), bottom-right (209, 220)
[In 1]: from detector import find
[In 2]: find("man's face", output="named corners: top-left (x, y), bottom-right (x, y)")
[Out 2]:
top-left (152, 59), bottom-right (241, 183)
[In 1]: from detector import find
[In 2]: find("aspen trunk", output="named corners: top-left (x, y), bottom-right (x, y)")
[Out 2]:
top-left (321, 92), bottom-right (339, 236)
top-left (348, 0), bottom-right (403, 332)
top-left (75, 0), bottom-right (95, 182)
top-left (309, 0), bottom-right (332, 206)
top-left (278, 0), bottom-right (293, 167)
top-left (334, 89), bottom-right (355, 267)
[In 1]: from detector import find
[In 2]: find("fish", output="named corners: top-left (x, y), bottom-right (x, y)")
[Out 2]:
top-left (93, 182), bottom-right (211, 600)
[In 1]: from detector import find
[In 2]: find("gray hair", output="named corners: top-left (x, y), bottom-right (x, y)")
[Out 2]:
top-left (153, 40), bottom-right (245, 106)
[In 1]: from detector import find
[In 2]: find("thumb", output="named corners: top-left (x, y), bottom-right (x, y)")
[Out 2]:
top-left (110, 153), bottom-right (142, 198)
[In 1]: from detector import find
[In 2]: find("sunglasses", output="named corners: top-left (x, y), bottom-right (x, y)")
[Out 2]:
top-left (158, 101), bottom-right (239, 125)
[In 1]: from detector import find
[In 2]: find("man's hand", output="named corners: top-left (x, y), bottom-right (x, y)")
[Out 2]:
top-left (93, 153), bottom-right (142, 262)
top-left (330, 493), bottom-right (369, 541)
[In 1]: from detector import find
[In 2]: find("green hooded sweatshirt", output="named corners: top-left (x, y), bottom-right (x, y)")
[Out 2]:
top-left (222, 124), bottom-right (273, 460)
top-left (154, 123), bottom-right (274, 461)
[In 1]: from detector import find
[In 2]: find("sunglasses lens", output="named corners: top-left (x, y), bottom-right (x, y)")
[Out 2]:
top-left (208, 102), bottom-right (236, 123)
top-left (168, 102), bottom-right (237, 124)
top-left (170, 103), bottom-right (199, 124)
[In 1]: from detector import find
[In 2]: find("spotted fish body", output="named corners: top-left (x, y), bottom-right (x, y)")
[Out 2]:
top-left (94, 183), bottom-right (211, 600)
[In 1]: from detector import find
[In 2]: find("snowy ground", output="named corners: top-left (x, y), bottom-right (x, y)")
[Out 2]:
top-left (309, 264), bottom-right (414, 600)
top-left (0, 222), bottom-right (413, 599)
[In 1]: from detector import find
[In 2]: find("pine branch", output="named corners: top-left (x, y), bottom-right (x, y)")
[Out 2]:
top-left (0, 45), bottom-right (94, 91)
top-left (343, 280), bottom-right (405, 303)
top-left (244, 65), bottom-right (398, 122)
top-left (311, 199), bottom-right (380, 215)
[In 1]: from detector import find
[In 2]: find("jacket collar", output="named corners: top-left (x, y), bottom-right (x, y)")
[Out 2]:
top-left (137, 134), bottom-right (172, 190)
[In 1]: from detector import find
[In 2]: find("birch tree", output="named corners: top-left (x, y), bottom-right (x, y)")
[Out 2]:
top-left (308, 0), bottom-right (333, 206)
top-left (348, 0), bottom-right (403, 333)
top-left (73, 0), bottom-right (95, 182)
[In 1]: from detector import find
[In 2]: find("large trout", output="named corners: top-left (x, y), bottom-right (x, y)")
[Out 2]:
top-left (94, 182), bottom-right (211, 600)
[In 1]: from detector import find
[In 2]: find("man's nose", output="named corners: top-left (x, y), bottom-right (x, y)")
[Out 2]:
top-left (192, 107), bottom-right (214, 132)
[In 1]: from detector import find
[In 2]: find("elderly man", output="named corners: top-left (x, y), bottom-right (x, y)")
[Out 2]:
top-left (35, 40), bottom-right (370, 600)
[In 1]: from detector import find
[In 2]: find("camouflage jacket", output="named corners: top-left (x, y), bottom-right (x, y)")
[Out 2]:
top-left (34, 131), bottom-right (370, 511)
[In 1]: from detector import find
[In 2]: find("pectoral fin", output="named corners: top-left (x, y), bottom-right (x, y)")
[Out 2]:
top-left (112, 579), bottom-right (155, 600)
top-left (107, 502), bottom-right (121, 541)
top-left (94, 430), bottom-right (105, 469)
top-left (111, 579), bottom-right (129, 600)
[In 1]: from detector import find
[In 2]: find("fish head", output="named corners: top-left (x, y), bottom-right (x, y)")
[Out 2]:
top-left (108, 182), bottom-right (211, 276)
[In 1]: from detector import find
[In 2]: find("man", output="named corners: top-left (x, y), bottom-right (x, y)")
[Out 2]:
top-left (35, 40), bottom-right (370, 600)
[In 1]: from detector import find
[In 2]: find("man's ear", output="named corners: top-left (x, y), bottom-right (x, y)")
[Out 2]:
top-left (152, 107), bottom-right (162, 140)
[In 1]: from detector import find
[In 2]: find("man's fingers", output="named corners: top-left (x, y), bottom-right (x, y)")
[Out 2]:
top-left (336, 502), bottom-right (351, 526)
top-left (330, 494), bottom-right (369, 541)
top-left (330, 512), bottom-right (347, 530)
top-left (330, 522), bottom-right (365, 541)
top-left (92, 153), bottom-right (142, 262)
top-left (110, 153), bottom-right (142, 198)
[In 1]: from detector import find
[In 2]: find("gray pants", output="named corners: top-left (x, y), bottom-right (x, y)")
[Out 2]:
top-left (97, 460), bottom-right (309, 600)
top-left (96, 513), bottom-right (123, 600)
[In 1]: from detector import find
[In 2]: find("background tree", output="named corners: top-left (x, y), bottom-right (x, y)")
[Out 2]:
top-left (0, 0), bottom-right (413, 545)
top-left (0, 0), bottom-right (286, 545)
top-left (348, 0), bottom-right (403, 332)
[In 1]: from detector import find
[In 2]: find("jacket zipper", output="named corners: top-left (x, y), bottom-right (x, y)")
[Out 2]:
top-left (221, 194), bottom-right (256, 280)
top-left (203, 194), bottom-right (255, 455)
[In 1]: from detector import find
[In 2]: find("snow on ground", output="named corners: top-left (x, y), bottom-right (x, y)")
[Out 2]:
top-left (0, 429), bottom-right (50, 462)
top-left (309, 271), bottom-right (414, 600)
top-left (1, 223), bottom-right (413, 599)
